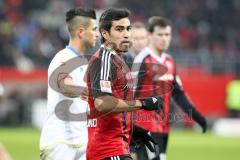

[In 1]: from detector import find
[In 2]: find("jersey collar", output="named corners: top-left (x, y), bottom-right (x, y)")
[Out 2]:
top-left (66, 45), bottom-right (83, 57)
top-left (145, 47), bottom-right (167, 63)
top-left (100, 44), bottom-right (117, 55)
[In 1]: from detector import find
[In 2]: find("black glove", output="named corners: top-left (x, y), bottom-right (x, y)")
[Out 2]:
top-left (140, 96), bottom-right (163, 111)
top-left (131, 125), bottom-right (159, 153)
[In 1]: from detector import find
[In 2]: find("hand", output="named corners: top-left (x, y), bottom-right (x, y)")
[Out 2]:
top-left (140, 96), bottom-right (163, 111)
top-left (79, 88), bottom-right (89, 101)
top-left (131, 125), bottom-right (159, 153)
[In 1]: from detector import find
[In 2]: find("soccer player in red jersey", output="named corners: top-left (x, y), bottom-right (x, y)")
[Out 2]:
top-left (86, 8), bottom-right (163, 160)
top-left (133, 16), bottom-right (207, 160)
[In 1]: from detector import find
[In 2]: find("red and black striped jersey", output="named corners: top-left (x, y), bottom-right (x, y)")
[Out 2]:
top-left (86, 45), bottom-right (134, 160)
top-left (132, 47), bottom-right (183, 133)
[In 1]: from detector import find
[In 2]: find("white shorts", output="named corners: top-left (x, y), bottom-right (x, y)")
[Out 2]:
top-left (40, 143), bottom-right (86, 160)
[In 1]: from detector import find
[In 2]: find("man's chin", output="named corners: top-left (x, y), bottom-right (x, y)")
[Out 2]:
top-left (120, 46), bottom-right (129, 52)
top-left (117, 49), bottom-right (128, 54)
top-left (87, 43), bottom-right (96, 48)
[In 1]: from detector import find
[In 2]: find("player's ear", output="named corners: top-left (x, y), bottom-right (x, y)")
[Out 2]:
top-left (77, 27), bottom-right (85, 39)
top-left (100, 29), bottom-right (110, 41)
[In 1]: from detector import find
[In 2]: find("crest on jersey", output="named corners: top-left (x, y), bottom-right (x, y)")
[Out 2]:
top-left (152, 97), bottom-right (158, 103)
top-left (100, 80), bottom-right (112, 93)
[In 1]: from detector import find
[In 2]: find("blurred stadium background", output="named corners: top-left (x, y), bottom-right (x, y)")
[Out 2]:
top-left (0, 0), bottom-right (240, 159)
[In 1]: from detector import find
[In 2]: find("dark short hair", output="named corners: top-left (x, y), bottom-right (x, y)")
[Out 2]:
top-left (148, 16), bottom-right (171, 33)
top-left (65, 8), bottom-right (96, 38)
top-left (66, 8), bottom-right (96, 22)
top-left (99, 8), bottom-right (131, 42)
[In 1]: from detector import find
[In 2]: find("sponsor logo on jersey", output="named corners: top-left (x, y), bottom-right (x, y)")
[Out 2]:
top-left (100, 80), bottom-right (112, 93)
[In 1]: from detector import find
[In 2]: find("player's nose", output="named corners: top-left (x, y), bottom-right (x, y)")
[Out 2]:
top-left (123, 30), bottom-right (130, 39)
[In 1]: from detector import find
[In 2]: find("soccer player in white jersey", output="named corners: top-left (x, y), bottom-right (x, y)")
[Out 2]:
top-left (39, 8), bottom-right (98, 160)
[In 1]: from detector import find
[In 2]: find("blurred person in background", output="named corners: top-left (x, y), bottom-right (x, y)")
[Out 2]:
top-left (226, 77), bottom-right (240, 118)
top-left (123, 22), bottom-right (148, 67)
top-left (132, 16), bottom-right (207, 160)
top-left (123, 22), bottom-right (149, 160)
top-left (39, 8), bottom-right (98, 160)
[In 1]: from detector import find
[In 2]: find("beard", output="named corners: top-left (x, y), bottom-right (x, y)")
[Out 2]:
top-left (104, 41), bottom-right (133, 55)
top-left (85, 40), bottom-right (95, 49)
top-left (117, 41), bottom-right (133, 53)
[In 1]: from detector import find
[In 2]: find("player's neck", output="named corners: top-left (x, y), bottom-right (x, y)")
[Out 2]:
top-left (129, 49), bottom-right (137, 58)
top-left (148, 44), bottom-right (163, 57)
top-left (69, 39), bottom-right (86, 55)
top-left (103, 42), bottom-right (123, 58)
top-left (115, 51), bottom-right (124, 59)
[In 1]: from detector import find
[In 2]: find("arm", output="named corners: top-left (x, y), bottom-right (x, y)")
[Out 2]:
top-left (94, 95), bottom-right (142, 113)
top-left (57, 73), bottom-right (87, 98)
top-left (172, 76), bottom-right (207, 132)
top-left (90, 49), bottom-right (163, 113)
top-left (51, 55), bottom-right (88, 98)
top-left (94, 95), bottom-right (163, 113)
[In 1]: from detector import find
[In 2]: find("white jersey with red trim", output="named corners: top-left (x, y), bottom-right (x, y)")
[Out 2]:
top-left (40, 46), bottom-right (89, 149)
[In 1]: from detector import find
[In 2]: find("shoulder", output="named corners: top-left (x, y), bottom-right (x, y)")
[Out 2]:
top-left (134, 48), bottom-right (150, 64)
top-left (89, 48), bottom-right (114, 68)
top-left (88, 47), bottom-right (115, 76)
top-left (90, 47), bottom-right (115, 62)
top-left (163, 52), bottom-right (175, 62)
top-left (48, 49), bottom-right (67, 71)
top-left (49, 48), bottom-right (75, 67)
top-left (98, 47), bottom-right (115, 62)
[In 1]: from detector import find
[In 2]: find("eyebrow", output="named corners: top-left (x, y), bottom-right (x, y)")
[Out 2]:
top-left (115, 25), bottom-right (132, 29)
top-left (115, 25), bottom-right (125, 29)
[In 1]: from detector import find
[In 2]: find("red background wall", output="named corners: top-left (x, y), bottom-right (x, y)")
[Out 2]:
top-left (0, 67), bottom-right (234, 116)
top-left (179, 68), bottom-right (234, 116)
